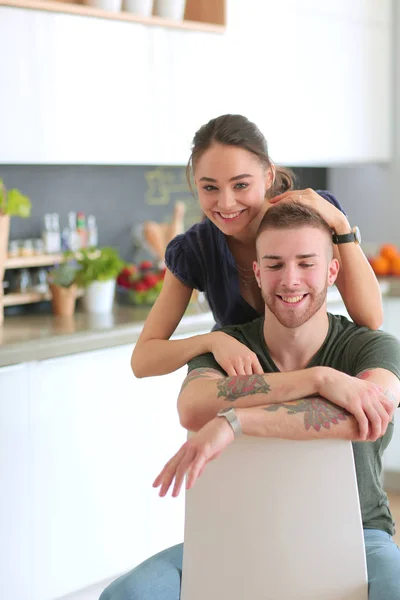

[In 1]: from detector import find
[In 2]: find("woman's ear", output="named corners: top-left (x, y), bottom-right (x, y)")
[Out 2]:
top-left (268, 163), bottom-right (276, 187)
top-left (253, 260), bottom-right (262, 288)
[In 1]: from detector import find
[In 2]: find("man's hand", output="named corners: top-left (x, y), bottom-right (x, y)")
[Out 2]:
top-left (153, 418), bottom-right (234, 497)
top-left (318, 368), bottom-right (394, 441)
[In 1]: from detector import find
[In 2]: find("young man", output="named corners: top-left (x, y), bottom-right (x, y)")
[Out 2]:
top-left (102, 203), bottom-right (400, 600)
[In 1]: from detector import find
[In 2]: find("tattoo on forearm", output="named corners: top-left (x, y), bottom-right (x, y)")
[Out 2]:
top-left (217, 374), bottom-right (271, 402)
top-left (263, 397), bottom-right (349, 432)
top-left (180, 368), bottom-right (220, 392)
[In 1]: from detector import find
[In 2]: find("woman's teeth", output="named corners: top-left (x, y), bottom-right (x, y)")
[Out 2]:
top-left (219, 210), bottom-right (242, 219)
top-left (281, 295), bottom-right (305, 303)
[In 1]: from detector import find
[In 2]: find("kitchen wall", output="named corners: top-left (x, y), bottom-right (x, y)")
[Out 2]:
top-left (328, 164), bottom-right (395, 247)
top-left (327, 2), bottom-right (400, 250)
top-left (0, 165), bottom-right (327, 262)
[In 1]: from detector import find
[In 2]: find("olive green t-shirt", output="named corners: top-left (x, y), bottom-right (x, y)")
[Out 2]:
top-left (188, 314), bottom-right (400, 535)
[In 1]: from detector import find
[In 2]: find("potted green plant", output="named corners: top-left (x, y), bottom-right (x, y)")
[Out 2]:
top-left (73, 247), bottom-right (124, 314)
top-left (0, 178), bottom-right (31, 324)
top-left (48, 259), bottom-right (79, 317)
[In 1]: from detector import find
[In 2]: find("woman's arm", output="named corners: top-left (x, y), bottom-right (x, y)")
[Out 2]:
top-left (332, 219), bottom-right (383, 329)
top-left (131, 269), bottom-right (215, 377)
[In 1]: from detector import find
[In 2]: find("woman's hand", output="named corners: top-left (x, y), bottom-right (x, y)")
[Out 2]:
top-left (270, 188), bottom-right (349, 233)
top-left (210, 332), bottom-right (264, 376)
top-left (318, 368), bottom-right (394, 441)
top-left (153, 417), bottom-right (234, 497)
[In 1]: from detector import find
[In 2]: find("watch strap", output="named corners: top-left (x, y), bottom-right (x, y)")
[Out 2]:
top-left (332, 226), bottom-right (360, 245)
top-left (217, 408), bottom-right (242, 437)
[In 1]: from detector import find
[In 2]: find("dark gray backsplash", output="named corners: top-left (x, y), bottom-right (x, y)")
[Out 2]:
top-left (1, 165), bottom-right (327, 261)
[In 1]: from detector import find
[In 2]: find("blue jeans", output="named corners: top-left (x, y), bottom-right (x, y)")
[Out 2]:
top-left (99, 529), bottom-right (400, 600)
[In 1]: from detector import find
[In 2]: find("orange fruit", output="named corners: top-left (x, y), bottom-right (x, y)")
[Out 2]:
top-left (390, 255), bottom-right (400, 276)
top-left (380, 243), bottom-right (399, 261)
top-left (369, 255), bottom-right (390, 276)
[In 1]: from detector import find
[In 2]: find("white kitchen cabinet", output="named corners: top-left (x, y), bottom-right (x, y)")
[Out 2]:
top-left (222, 0), bottom-right (392, 166)
top-left (0, 0), bottom-right (393, 165)
top-left (0, 7), bottom-right (155, 164)
top-left (0, 363), bottom-right (32, 600)
top-left (27, 340), bottom-right (192, 600)
top-left (29, 344), bottom-right (183, 599)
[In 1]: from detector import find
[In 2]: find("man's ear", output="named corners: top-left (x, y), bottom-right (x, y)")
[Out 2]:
top-left (253, 260), bottom-right (261, 287)
top-left (327, 258), bottom-right (340, 286)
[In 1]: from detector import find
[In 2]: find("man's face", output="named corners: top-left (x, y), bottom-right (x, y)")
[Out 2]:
top-left (254, 226), bottom-right (339, 329)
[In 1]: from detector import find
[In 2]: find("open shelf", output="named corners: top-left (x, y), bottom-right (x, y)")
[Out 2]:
top-left (5, 254), bottom-right (64, 270)
top-left (0, 0), bottom-right (226, 32)
top-left (3, 291), bottom-right (52, 306)
top-left (3, 288), bottom-right (84, 307)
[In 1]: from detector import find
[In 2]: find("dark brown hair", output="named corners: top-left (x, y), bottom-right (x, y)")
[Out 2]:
top-left (256, 202), bottom-right (333, 244)
top-left (186, 114), bottom-right (295, 198)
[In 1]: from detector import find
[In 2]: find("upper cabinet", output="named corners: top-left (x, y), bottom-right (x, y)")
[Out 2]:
top-left (0, 0), bottom-right (392, 165)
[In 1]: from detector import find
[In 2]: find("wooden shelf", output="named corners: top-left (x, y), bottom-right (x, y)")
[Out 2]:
top-left (5, 254), bottom-right (64, 270)
top-left (0, 0), bottom-right (226, 33)
top-left (3, 288), bottom-right (84, 307)
top-left (3, 291), bottom-right (52, 306)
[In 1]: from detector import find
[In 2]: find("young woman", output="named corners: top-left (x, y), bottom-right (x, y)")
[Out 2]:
top-left (131, 114), bottom-right (382, 378)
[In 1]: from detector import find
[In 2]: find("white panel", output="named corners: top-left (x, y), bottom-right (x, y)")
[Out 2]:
top-left (30, 345), bottom-right (152, 599)
top-left (0, 364), bottom-right (32, 600)
top-left (0, 0), bottom-right (393, 165)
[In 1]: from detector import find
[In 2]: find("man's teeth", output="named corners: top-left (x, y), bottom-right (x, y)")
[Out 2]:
top-left (281, 295), bottom-right (304, 303)
top-left (219, 211), bottom-right (242, 219)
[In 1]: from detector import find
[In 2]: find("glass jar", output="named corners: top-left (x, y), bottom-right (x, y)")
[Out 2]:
top-left (8, 240), bottom-right (20, 259)
top-left (33, 239), bottom-right (45, 256)
top-left (31, 268), bottom-right (48, 294)
top-left (21, 239), bottom-right (34, 257)
top-left (14, 268), bottom-right (32, 293)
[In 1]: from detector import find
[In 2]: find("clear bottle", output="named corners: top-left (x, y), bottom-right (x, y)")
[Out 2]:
top-left (68, 212), bottom-right (81, 252)
top-left (51, 214), bottom-right (61, 253)
top-left (87, 215), bottom-right (98, 248)
top-left (77, 211), bottom-right (88, 249)
top-left (42, 213), bottom-right (53, 254)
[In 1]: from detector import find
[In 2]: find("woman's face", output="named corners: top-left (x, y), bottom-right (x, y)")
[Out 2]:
top-left (194, 143), bottom-right (272, 236)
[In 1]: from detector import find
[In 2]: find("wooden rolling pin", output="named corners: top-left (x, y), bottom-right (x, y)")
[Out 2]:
top-left (143, 201), bottom-right (185, 263)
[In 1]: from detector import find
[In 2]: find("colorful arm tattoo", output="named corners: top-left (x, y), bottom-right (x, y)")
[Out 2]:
top-left (180, 368), bottom-right (223, 392)
top-left (263, 397), bottom-right (349, 432)
top-left (217, 374), bottom-right (271, 402)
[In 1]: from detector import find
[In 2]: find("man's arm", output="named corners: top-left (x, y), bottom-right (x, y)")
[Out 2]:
top-left (178, 366), bottom-right (329, 432)
top-left (154, 368), bottom-right (399, 497)
top-left (235, 368), bottom-right (399, 442)
top-left (178, 365), bottom-right (393, 439)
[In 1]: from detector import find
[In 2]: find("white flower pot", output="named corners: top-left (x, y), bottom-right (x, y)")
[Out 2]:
top-left (154, 0), bottom-right (186, 20)
top-left (124, 0), bottom-right (153, 15)
top-left (84, 0), bottom-right (122, 12)
top-left (83, 280), bottom-right (116, 314)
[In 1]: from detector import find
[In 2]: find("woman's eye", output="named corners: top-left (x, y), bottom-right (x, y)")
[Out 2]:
top-left (234, 183), bottom-right (248, 189)
top-left (203, 185), bottom-right (218, 192)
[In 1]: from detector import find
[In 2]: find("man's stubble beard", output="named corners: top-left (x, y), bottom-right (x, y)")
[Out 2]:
top-left (261, 283), bottom-right (328, 329)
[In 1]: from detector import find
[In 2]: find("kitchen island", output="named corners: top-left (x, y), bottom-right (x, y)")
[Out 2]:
top-left (0, 303), bottom-right (215, 367)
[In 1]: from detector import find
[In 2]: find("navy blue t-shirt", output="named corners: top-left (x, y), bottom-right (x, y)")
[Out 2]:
top-left (165, 191), bottom-right (345, 328)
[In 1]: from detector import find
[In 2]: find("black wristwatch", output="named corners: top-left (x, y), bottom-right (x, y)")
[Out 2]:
top-left (332, 226), bottom-right (361, 245)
